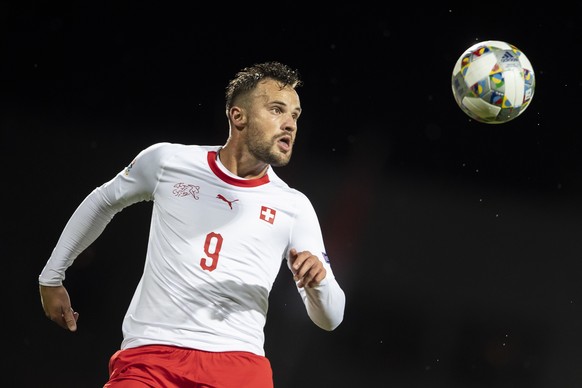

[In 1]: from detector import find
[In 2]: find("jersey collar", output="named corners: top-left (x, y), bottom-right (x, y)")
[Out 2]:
top-left (207, 151), bottom-right (270, 187)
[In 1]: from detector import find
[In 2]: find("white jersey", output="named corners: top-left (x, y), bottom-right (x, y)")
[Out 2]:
top-left (39, 143), bottom-right (345, 356)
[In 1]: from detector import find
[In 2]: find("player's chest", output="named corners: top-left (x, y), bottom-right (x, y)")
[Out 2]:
top-left (155, 176), bottom-right (292, 233)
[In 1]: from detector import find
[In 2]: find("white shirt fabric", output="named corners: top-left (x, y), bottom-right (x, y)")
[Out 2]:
top-left (39, 143), bottom-right (345, 356)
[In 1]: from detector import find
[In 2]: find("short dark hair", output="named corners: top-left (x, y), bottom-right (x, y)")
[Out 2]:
top-left (225, 61), bottom-right (302, 111)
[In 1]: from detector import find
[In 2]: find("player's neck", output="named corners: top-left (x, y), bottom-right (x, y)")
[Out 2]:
top-left (218, 145), bottom-right (269, 180)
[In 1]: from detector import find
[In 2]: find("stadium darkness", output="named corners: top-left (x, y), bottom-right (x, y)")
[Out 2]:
top-left (4, 2), bottom-right (582, 387)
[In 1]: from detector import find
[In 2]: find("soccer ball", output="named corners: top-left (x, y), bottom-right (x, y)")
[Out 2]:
top-left (451, 40), bottom-right (535, 124)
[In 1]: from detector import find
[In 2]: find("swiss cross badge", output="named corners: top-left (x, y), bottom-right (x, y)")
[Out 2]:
top-left (260, 206), bottom-right (276, 224)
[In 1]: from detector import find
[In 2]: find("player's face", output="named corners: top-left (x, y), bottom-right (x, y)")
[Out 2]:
top-left (245, 79), bottom-right (301, 167)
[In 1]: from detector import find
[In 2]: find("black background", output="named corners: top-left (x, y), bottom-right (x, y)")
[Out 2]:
top-left (4, 2), bottom-right (582, 387)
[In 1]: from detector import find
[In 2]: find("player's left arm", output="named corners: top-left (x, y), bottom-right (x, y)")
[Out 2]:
top-left (288, 195), bottom-right (345, 331)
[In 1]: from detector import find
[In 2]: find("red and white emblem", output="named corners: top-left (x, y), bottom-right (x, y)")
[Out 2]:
top-left (260, 206), bottom-right (276, 224)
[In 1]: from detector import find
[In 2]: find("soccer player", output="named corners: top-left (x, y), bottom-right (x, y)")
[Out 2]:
top-left (39, 61), bottom-right (346, 388)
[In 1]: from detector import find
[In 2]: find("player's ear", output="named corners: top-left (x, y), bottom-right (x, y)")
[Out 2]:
top-left (229, 106), bottom-right (247, 130)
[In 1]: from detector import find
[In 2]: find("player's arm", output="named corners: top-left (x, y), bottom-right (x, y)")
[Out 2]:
top-left (288, 196), bottom-right (346, 331)
top-left (38, 143), bottom-right (167, 330)
top-left (38, 186), bottom-right (128, 330)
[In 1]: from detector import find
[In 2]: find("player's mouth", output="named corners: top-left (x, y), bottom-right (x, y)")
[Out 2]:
top-left (277, 135), bottom-right (292, 152)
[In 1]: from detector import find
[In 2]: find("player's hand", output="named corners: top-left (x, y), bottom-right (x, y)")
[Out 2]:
top-left (289, 248), bottom-right (327, 288)
top-left (39, 285), bottom-right (79, 332)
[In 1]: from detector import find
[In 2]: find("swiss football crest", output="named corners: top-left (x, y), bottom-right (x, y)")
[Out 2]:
top-left (172, 183), bottom-right (200, 199)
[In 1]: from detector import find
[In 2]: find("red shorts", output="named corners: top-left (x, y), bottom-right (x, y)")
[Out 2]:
top-left (103, 345), bottom-right (273, 388)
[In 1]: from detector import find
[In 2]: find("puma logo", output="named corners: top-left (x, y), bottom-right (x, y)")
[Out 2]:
top-left (217, 194), bottom-right (239, 209)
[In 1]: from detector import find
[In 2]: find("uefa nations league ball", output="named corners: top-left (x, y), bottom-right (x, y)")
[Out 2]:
top-left (451, 40), bottom-right (535, 124)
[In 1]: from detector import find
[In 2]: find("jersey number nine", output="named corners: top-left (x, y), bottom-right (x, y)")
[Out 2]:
top-left (200, 232), bottom-right (223, 271)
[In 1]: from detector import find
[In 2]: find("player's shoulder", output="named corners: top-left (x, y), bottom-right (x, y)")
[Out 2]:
top-left (268, 169), bottom-right (311, 202)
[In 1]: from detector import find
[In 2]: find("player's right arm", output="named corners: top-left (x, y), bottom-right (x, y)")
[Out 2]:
top-left (38, 186), bottom-right (126, 330)
top-left (38, 142), bottom-right (169, 330)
